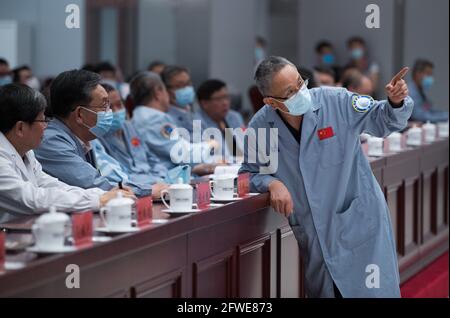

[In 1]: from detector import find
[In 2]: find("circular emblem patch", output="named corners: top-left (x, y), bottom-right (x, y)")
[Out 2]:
top-left (352, 94), bottom-right (374, 113)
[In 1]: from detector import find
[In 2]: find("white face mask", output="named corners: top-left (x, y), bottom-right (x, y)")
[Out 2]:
top-left (26, 77), bottom-right (41, 91)
top-left (274, 79), bottom-right (313, 116)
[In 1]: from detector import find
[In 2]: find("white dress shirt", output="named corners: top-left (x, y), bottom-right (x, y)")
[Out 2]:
top-left (0, 132), bottom-right (105, 223)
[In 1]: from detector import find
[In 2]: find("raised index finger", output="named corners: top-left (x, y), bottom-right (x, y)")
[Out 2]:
top-left (390, 67), bottom-right (409, 85)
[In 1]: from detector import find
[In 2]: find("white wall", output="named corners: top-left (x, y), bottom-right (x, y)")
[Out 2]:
top-left (0, 0), bottom-right (85, 77)
top-left (175, 0), bottom-right (211, 86)
top-left (137, 0), bottom-right (177, 71)
top-left (209, 0), bottom-right (256, 109)
top-left (403, 0), bottom-right (449, 110)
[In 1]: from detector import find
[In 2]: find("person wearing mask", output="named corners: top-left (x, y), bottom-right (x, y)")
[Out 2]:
top-left (408, 59), bottom-right (448, 123)
top-left (0, 83), bottom-right (134, 223)
top-left (195, 79), bottom-right (245, 162)
top-left (130, 71), bottom-right (219, 175)
top-left (12, 65), bottom-right (40, 91)
top-left (95, 61), bottom-right (130, 100)
top-left (346, 36), bottom-right (379, 90)
top-left (0, 58), bottom-right (12, 86)
top-left (97, 83), bottom-right (175, 195)
top-left (255, 36), bottom-right (268, 66)
top-left (161, 65), bottom-right (197, 135)
top-left (34, 69), bottom-right (135, 193)
top-left (240, 56), bottom-right (413, 297)
top-left (315, 41), bottom-right (341, 82)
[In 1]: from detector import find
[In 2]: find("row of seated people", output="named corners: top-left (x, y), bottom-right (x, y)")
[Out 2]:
top-left (0, 67), bottom-right (245, 223)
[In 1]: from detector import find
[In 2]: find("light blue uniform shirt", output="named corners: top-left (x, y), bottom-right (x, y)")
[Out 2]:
top-left (195, 108), bottom-right (245, 161)
top-left (35, 119), bottom-right (115, 191)
top-left (408, 80), bottom-right (448, 123)
top-left (98, 121), bottom-right (167, 184)
top-left (167, 104), bottom-right (195, 135)
top-left (91, 139), bottom-right (152, 197)
top-left (132, 106), bottom-right (213, 170)
top-left (240, 87), bottom-right (414, 297)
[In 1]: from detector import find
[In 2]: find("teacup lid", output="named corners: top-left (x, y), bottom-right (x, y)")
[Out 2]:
top-left (106, 191), bottom-right (134, 207)
top-left (213, 173), bottom-right (237, 180)
top-left (409, 125), bottom-right (422, 132)
top-left (35, 206), bottom-right (70, 225)
top-left (388, 132), bottom-right (402, 137)
top-left (423, 121), bottom-right (436, 129)
top-left (170, 178), bottom-right (192, 190)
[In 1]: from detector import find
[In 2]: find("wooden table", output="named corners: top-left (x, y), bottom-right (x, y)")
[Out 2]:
top-left (0, 137), bottom-right (448, 297)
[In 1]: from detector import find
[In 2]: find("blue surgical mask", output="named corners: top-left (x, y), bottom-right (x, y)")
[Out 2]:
top-left (175, 86), bottom-right (195, 107)
top-left (81, 107), bottom-right (113, 137)
top-left (351, 48), bottom-right (364, 60)
top-left (109, 108), bottom-right (127, 133)
top-left (279, 80), bottom-right (313, 116)
top-left (255, 47), bottom-right (265, 62)
top-left (165, 165), bottom-right (191, 184)
top-left (0, 75), bottom-right (12, 86)
top-left (322, 53), bottom-right (335, 65)
top-left (421, 76), bottom-right (434, 90)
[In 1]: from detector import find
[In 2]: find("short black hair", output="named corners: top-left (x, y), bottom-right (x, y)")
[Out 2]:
top-left (256, 36), bottom-right (267, 47)
top-left (412, 59), bottom-right (434, 75)
top-left (297, 66), bottom-right (317, 89)
top-left (197, 79), bottom-right (227, 101)
top-left (147, 60), bottom-right (165, 71)
top-left (81, 63), bottom-right (97, 72)
top-left (347, 36), bottom-right (365, 47)
top-left (49, 69), bottom-right (101, 118)
top-left (100, 82), bottom-right (117, 93)
top-left (0, 83), bottom-right (47, 133)
top-left (0, 58), bottom-right (9, 66)
top-left (96, 61), bottom-right (116, 74)
top-left (315, 41), bottom-right (333, 53)
top-left (313, 65), bottom-right (336, 78)
top-left (161, 65), bottom-right (189, 87)
top-left (12, 65), bottom-right (31, 83)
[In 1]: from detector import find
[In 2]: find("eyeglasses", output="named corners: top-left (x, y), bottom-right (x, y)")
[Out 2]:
top-left (266, 78), bottom-right (308, 101)
top-left (78, 100), bottom-right (111, 112)
top-left (32, 117), bottom-right (51, 123)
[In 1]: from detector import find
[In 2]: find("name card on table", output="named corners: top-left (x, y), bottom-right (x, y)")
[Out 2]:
top-left (196, 182), bottom-right (211, 210)
top-left (136, 196), bottom-right (152, 226)
top-left (237, 173), bottom-right (250, 198)
top-left (72, 211), bottom-right (93, 247)
top-left (0, 231), bottom-right (5, 272)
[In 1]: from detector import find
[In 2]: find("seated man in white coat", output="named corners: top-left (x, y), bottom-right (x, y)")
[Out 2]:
top-left (0, 84), bottom-right (134, 223)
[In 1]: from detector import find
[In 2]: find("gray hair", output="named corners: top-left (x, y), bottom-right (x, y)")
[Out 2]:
top-left (129, 71), bottom-right (165, 105)
top-left (254, 56), bottom-right (296, 96)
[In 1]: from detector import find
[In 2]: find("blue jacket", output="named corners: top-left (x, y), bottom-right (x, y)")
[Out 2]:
top-left (408, 80), bottom-right (448, 123)
top-left (194, 108), bottom-right (245, 161)
top-left (240, 87), bottom-right (414, 297)
top-left (98, 121), bottom-right (167, 185)
top-left (35, 119), bottom-right (114, 191)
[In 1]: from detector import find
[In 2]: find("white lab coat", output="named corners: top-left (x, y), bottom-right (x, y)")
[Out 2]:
top-left (0, 133), bottom-right (105, 223)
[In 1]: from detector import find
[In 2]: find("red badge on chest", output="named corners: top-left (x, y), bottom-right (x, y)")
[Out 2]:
top-left (317, 127), bottom-right (335, 140)
top-left (131, 137), bottom-right (141, 147)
